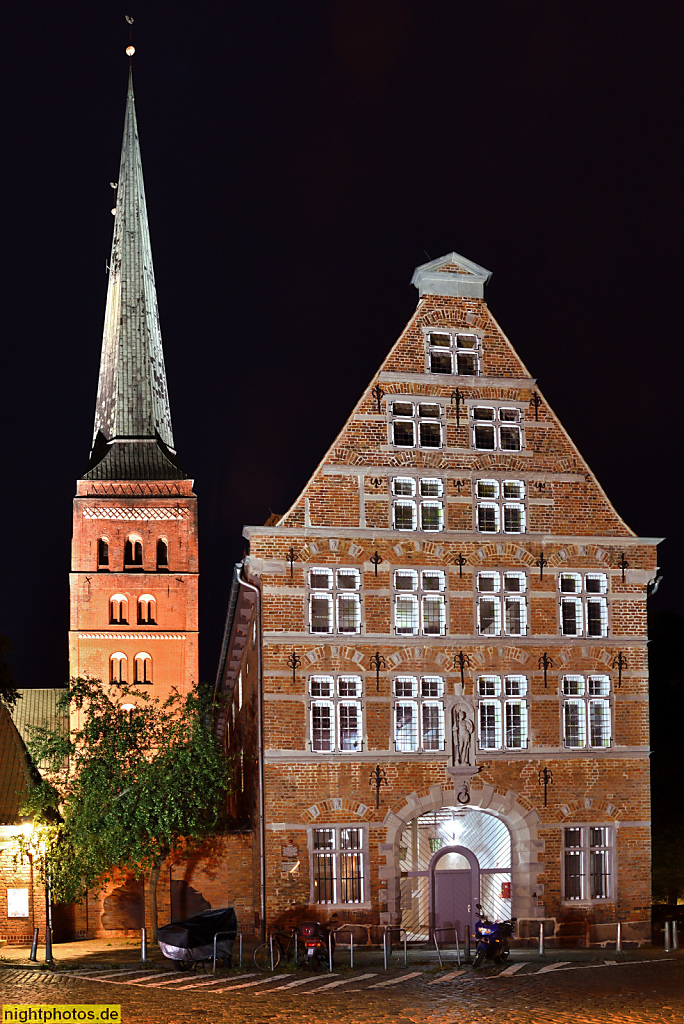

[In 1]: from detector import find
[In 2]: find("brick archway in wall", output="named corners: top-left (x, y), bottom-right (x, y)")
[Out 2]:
top-left (379, 782), bottom-right (545, 927)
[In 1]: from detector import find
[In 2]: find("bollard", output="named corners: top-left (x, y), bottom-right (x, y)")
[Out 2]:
top-left (383, 929), bottom-right (388, 971)
top-left (45, 926), bottom-right (54, 967)
top-left (538, 921), bottom-right (545, 956)
top-left (328, 932), bottom-right (333, 972)
top-left (269, 934), bottom-right (274, 971)
top-left (238, 932), bottom-right (243, 968)
top-left (673, 921), bottom-right (679, 951)
top-left (140, 927), bottom-right (148, 963)
top-left (464, 924), bottom-right (471, 961)
top-left (350, 931), bottom-right (354, 969)
top-left (664, 920), bottom-right (672, 952)
top-left (402, 930), bottom-right (408, 968)
top-left (294, 930), bottom-right (298, 967)
top-left (28, 928), bottom-right (39, 963)
top-left (615, 922), bottom-right (622, 953)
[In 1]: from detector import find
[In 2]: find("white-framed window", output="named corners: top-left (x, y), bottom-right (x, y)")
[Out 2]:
top-left (562, 674), bottom-right (611, 748)
top-left (110, 652), bottom-right (127, 683)
top-left (308, 567), bottom-right (362, 635)
top-left (475, 479), bottom-right (526, 534)
top-left (311, 826), bottom-right (366, 904)
top-left (137, 594), bottom-right (156, 625)
top-left (476, 571), bottom-right (527, 636)
top-left (477, 675), bottom-right (528, 750)
top-left (471, 406), bottom-right (523, 451)
top-left (393, 675), bottom-right (445, 752)
top-left (559, 573), bottom-right (608, 637)
top-left (563, 825), bottom-right (614, 901)
top-left (393, 569), bottom-right (446, 636)
top-left (309, 675), bottom-right (363, 752)
top-left (391, 401), bottom-right (443, 449)
top-left (134, 652), bottom-right (152, 684)
top-left (426, 330), bottom-right (481, 376)
top-left (109, 594), bottom-right (128, 624)
top-left (392, 477), bottom-right (444, 532)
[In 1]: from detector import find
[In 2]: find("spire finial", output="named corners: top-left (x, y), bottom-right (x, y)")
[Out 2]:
top-left (125, 14), bottom-right (135, 61)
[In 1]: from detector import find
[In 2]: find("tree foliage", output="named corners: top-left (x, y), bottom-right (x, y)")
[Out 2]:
top-left (23, 678), bottom-right (231, 938)
top-left (0, 634), bottom-right (20, 711)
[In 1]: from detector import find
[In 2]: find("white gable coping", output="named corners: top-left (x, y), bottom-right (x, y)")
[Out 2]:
top-left (411, 251), bottom-right (492, 298)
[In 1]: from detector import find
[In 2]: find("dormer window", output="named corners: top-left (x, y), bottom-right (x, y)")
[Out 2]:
top-left (427, 331), bottom-right (480, 376)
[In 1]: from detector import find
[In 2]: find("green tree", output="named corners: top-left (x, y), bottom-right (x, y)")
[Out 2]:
top-left (23, 678), bottom-right (231, 940)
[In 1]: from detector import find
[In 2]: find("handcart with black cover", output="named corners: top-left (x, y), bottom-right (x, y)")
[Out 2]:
top-left (157, 907), bottom-right (237, 971)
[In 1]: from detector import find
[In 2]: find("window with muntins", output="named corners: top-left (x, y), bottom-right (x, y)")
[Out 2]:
top-left (391, 401), bottom-right (443, 449)
top-left (308, 568), bottom-right (361, 635)
top-left (477, 675), bottom-right (528, 750)
top-left (309, 675), bottom-right (363, 752)
top-left (562, 675), bottom-right (611, 748)
top-left (476, 571), bottom-right (527, 636)
top-left (559, 574), bottom-right (608, 637)
top-left (471, 406), bottom-right (523, 451)
top-left (312, 827), bottom-right (366, 904)
top-left (563, 825), bottom-right (613, 901)
top-left (394, 569), bottom-right (446, 636)
top-left (392, 477), bottom-right (444, 532)
top-left (475, 479), bottom-right (526, 534)
top-left (393, 675), bottom-right (445, 752)
top-left (426, 331), bottom-right (481, 376)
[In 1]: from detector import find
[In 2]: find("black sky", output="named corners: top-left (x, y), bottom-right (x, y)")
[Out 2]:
top-left (1, 1), bottom-right (682, 689)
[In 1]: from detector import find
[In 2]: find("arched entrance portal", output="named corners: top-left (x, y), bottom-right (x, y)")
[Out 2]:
top-left (399, 807), bottom-right (512, 940)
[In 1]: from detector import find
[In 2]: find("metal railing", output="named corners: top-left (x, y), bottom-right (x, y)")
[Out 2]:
top-left (431, 927), bottom-right (462, 968)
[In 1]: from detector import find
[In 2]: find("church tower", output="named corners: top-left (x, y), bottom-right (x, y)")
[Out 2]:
top-left (69, 73), bottom-right (198, 702)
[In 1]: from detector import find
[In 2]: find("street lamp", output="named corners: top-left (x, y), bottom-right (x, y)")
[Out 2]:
top-left (19, 822), bottom-right (54, 967)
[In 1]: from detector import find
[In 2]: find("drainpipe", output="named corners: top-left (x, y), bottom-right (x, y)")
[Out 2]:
top-left (236, 567), bottom-right (266, 942)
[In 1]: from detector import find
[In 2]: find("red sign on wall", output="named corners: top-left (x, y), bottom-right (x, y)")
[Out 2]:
top-left (501, 881), bottom-right (511, 899)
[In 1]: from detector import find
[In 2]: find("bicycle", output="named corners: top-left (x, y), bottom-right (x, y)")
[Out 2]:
top-left (253, 927), bottom-right (300, 971)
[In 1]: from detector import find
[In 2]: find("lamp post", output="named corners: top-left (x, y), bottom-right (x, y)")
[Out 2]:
top-left (20, 823), bottom-right (54, 967)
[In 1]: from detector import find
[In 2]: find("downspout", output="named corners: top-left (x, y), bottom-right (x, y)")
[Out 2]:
top-left (236, 567), bottom-right (266, 941)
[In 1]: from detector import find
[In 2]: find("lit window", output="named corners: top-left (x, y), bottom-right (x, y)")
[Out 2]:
top-left (559, 574), bottom-right (608, 637)
top-left (562, 675), bottom-right (611, 748)
top-left (426, 331), bottom-right (481, 376)
top-left (477, 572), bottom-right (527, 636)
top-left (393, 570), bottom-right (446, 636)
top-left (471, 407), bottom-right (523, 451)
top-left (477, 675), bottom-right (528, 750)
top-left (392, 477), bottom-right (444, 532)
top-left (309, 675), bottom-right (363, 753)
top-left (564, 826), bottom-right (613, 901)
top-left (391, 401), bottom-right (443, 449)
top-left (475, 479), bottom-right (526, 534)
top-left (312, 827), bottom-right (366, 904)
top-left (393, 676), bottom-right (445, 752)
top-left (308, 568), bottom-right (362, 635)
top-left (109, 594), bottom-right (128, 625)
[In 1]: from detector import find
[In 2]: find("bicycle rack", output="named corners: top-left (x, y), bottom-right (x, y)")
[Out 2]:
top-left (383, 927), bottom-right (408, 970)
top-left (432, 928), bottom-right (462, 968)
top-left (334, 929), bottom-right (355, 968)
top-left (212, 931), bottom-right (242, 973)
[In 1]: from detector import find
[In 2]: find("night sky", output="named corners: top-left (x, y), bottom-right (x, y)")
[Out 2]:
top-left (2, 1), bottom-right (683, 690)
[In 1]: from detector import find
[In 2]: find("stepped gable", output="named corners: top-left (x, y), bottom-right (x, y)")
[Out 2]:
top-left (275, 252), bottom-right (632, 538)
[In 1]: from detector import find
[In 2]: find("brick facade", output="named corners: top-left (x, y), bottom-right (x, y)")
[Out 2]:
top-left (217, 252), bottom-right (659, 947)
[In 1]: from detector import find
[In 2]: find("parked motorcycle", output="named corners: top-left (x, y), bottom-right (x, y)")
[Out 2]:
top-left (299, 920), bottom-right (335, 969)
top-left (472, 903), bottom-right (516, 968)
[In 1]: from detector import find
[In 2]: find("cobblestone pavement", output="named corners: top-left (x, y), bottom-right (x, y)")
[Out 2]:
top-left (1, 956), bottom-right (682, 1023)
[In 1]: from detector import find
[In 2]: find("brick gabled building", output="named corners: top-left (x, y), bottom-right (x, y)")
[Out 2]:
top-left (69, 72), bottom-right (198, 711)
top-left (217, 252), bottom-right (659, 946)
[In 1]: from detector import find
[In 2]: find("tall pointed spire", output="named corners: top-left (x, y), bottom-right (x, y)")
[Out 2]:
top-left (85, 72), bottom-right (183, 480)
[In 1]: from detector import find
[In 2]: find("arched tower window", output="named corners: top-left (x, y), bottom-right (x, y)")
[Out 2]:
top-left (109, 594), bottom-right (129, 624)
top-left (98, 538), bottom-right (110, 570)
top-left (157, 539), bottom-right (168, 570)
top-left (110, 652), bottom-right (127, 683)
top-left (137, 595), bottom-right (156, 625)
top-left (134, 652), bottom-right (152, 684)
top-left (124, 536), bottom-right (143, 571)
